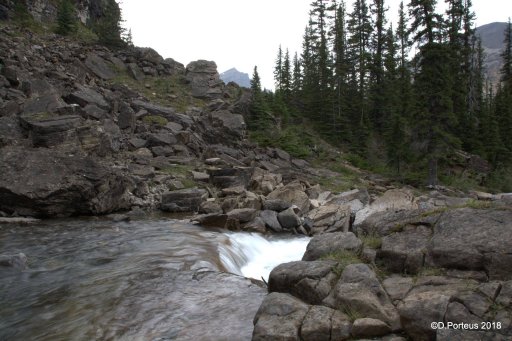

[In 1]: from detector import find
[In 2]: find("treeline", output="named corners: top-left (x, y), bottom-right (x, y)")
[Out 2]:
top-left (14, 0), bottom-right (131, 47)
top-left (250, 0), bottom-right (512, 189)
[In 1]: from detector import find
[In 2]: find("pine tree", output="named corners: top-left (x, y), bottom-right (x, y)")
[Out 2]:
top-left (281, 48), bottom-right (292, 100)
top-left (501, 18), bottom-right (512, 87)
top-left (56, 0), bottom-right (77, 36)
top-left (274, 45), bottom-right (283, 90)
top-left (332, 1), bottom-right (351, 141)
top-left (123, 28), bottom-right (134, 47)
top-left (92, 0), bottom-right (125, 48)
top-left (409, 0), bottom-right (458, 186)
top-left (368, 0), bottom-right (388, 132)
top-left (396, 1), bottom-right (412, 123)
top-left (249, 66), bottom-right (271, 130)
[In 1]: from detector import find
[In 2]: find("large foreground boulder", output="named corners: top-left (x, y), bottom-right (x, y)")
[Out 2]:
top-left (0, 146), bottom-right (133, 217)
top-left (426, 208), bottom-right (512, 280)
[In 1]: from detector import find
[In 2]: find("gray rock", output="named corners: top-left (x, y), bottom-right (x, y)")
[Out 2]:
top-left (262, 199), bottom-right (291, 212)
top-left (127, 63), bottom-right (144, 81)
top-left (307, 204), bottom-right (351, 234)
top-left (496, 281), bottom-right (512, 308)
top-left (19, 113), bottom-right (82, 147)
top-left (191, 171), bottom-right (209, 182)
top-left (301, 305), bottom-right (351, 341)
top-left (267, 181), bottom-right (310, 214)
top-left (323, 264), bottom-right (401, 331)
top-left (68, 85), bottom-right (109, 109)
top-left (83, 104), bottom-right (107, 120)
top-left (23, 93), bottom-right (67, 114)
top-left (160, 188), bottom-right (208, 212)
top-left (226, 208), bottom-right (258, 223)
top-left (398, 289), bottom-right (451, 341)
top-left (351, 318), bottom-right (392, 338)
top-left (185, 60), bottom-right (223, 99)
top-left (268, 260), bottom-right (339, 304)
top-left (354, 188), bottom-right (418, 226)
top-left (195, 213), bottom-right (228, 228)
top-left (0, 146), bottom-right (133, 217)
top-left (427, 208), bottom-right (512, 280)
top-left (209, 110), bottom-right (246, 139)
top-left (85, 54), bottom-right (115, 80)
top-left (132, 100), bottom-right (194, 128)
top-left (199, 200), bottom-right (222, 214)
top-left (147, 133), bottom-right (177, 147)
top-left (118, 102), bottom-right (136, 131)
top-left (445, 301), bottom-right (483, 325)
top-left (260, 210), bottom-right (283, 232)
top-left (277, 207), bottom-right (301, 229)
top-left (382, 276), bottom-right (414, 302)
top-left (377, 225), bottom-right (431, 274)
top-left (302, 232), bottom-right (363, 261)
top-left (252, 292), bottom-right (309, 341)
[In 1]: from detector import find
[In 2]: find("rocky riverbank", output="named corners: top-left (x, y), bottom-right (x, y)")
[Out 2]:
top-left (1, 22), bottom-right (512, 341)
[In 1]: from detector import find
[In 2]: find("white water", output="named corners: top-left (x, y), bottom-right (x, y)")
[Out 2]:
top-left (219, 232), bottom-right (311, 281)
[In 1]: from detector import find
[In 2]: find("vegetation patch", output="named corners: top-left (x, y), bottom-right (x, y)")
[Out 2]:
top-left (341, 304), bottom-right (364, 322)
top-left (360, 234), bottom-right (382, 249)
top-left (142, 115), bottom-right (168, 126)
top-left (321, 250), bottom-right (364, 276)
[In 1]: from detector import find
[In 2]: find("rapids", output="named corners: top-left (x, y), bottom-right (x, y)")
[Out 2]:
top-left (0, 217), bottom-right (309, 340)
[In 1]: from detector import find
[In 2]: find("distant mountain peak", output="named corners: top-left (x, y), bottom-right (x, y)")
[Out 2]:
top-left (220, 68), bottom-right (251, 88)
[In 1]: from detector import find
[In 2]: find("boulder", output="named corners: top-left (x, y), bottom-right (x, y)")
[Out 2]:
top-left (267, 182), bottom-right (310, 214)
top-left (262, 199), bottom-right (291, 212)
top-left (268, 260), bottom-right (339, 304)
top-left (260, 210), bottom-right (282, 232)
top-left (307, 204), bottom-right (351, 234)
top-left (354, 188), bottom-right (418, 226)
top-left (160, 188), bottom-right (208, 212)
top-left (351, 318), bottom-right (392, 338)
top-left (382, 276), bottom-right (414, 302)
top-left (252, 292), bottom-right (309, 341)
top-left (426, 208), bottom-right (512, 280)
top-left (19, 113), bottom-right (82, 148)
top-left (302, 232), bottom-right (363, 261)
top-left (23, 93), bottom-right (67, 114)
top-left (185, 60), bottom-right (223, 99)
top-left (398, 290), bottom-right (451, 341)
top-left (226, 208), bottom-right (258, 224)
top-left (0, 146), bottom-right (133, 217)
top-left (84, 54), bottom-right (115, 80)
top-left (208, 110), bottom-right (246, 139)
top-left (301, 305), bottom-right (351, 341)
top-left (277, 207), bottom-right (301, 229)
top-left (67, 85), bottom-right (109, 109)
top-left (377, 225), bottom-right (432, 274)
top-left (323, 264), bottom-right (401, 331)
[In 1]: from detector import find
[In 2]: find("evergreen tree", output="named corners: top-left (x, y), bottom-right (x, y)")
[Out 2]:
top-left (123, 28), bottom-right (134, 47)
top-left (281, 48), bottom-right (292, 99)
top-left (409, 0), bottom-right (458, 186)
top-left (249, 66), bottom-right (271, 130)
top-left (501, 18), bottom-right (512, 87)
top-left (396, 1), bottom-right (412, 123)
top-left (92, 0), bottom-right (125, 48)
top-left (347, 0), bottom-right (372, 149)
top-left (332, 1), bottom-right (351, 141)
top-left (368, 0), bottom-right (388, 132)
top-left (56, 0), bottom-right (77, 36)
top-left (274, 45), bottom-right (283, 90)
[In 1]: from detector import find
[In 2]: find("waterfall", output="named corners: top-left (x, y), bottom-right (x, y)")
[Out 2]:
top-left (218, 232), bottom-right (310, 281)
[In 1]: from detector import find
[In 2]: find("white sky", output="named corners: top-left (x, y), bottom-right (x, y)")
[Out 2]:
top-left (121, 0), bottom-right (512, 90)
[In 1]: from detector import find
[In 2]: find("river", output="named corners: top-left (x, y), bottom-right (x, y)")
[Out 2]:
top-left (0, 216), bottom-right (309, 340)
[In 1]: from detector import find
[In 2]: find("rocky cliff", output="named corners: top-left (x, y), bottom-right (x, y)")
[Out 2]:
top-left (0, 0), bottom-right (109, 23)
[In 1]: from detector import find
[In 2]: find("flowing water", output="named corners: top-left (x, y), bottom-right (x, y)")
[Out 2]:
top-left (0, 217), bottom-right (309, 340)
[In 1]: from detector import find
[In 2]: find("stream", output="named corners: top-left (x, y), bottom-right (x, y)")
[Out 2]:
top-left (0, 217), bottom-right (310, 340)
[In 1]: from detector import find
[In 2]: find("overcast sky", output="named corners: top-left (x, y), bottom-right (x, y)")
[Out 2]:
top-left (121, 0), bottom-right (511, 90)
